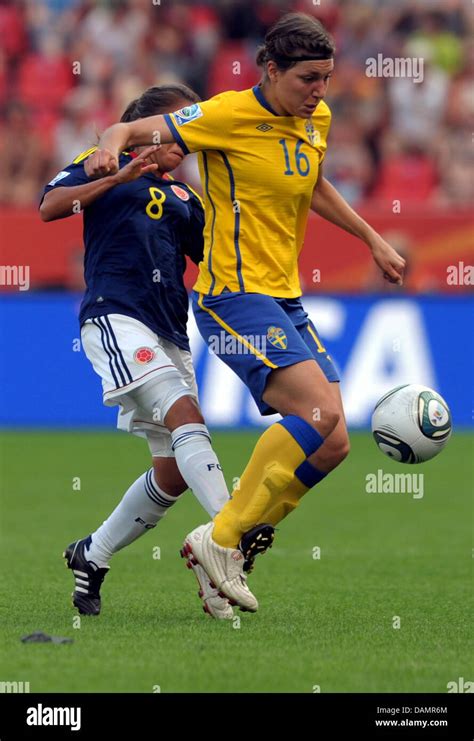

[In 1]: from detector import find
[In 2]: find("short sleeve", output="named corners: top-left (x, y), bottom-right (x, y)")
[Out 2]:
top-left (39, 154), bottom-right (92, 207)
top-left (163, 93), bottom-right (235, 155)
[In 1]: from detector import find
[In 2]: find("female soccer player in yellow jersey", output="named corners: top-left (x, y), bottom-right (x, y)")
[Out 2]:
top-left (86, 13), bottom-right (405, 613)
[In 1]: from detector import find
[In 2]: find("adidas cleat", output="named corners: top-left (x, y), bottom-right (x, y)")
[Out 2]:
top-left (239, 523), bottom-right (275, 573)
top-left (179, 550), bottom-right (234, 620)
top-left (182, 523), bottom-right (258, 612)
top-left (63, 537), bottom-right (109, 616)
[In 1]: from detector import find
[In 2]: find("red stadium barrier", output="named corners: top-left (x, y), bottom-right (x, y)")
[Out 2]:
top-left (1, 206), bottom-right (472, 293)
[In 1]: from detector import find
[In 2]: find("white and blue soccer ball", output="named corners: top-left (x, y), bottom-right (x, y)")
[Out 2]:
top-left (371, 384), bottom-right (452, 464)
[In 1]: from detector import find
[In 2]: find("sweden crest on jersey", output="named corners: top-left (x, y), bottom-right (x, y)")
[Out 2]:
top-left (304, 120), bottom-right (318, 146)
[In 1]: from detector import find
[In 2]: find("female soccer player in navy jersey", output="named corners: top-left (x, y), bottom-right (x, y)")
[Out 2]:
top-left (84, 13), bottom-right (406, 613)
top-left (40, 85), bottom-right (251, 620)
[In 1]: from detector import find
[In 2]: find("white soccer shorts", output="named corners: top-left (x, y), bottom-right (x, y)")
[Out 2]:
top-left (81, 313), bottom-right (198, 457)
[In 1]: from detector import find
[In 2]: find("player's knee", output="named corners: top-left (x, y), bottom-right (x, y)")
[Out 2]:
top-left (337, 437), bottom-right (351, 464)
top-left (325, 435), bottom-right (350, 468)
top-left (327, 407), bottom-right (341, 436)
top-left (164, 394), bottom-right (204, 430)
top-left (311, 405), bottom-right (340, 438)
top-left (131, 371), bottom-right (200, 428)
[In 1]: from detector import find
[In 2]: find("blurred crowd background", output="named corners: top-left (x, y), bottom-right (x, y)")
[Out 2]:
top-left (0, 0), bottom-right (472, 208)
top-left (0, 0), bottom-right (472, 295)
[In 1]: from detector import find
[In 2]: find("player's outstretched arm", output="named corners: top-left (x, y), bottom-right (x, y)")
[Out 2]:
top-left (86, 116), bottom-right (175, 179)
top-left (310, 169), bottom-right (406, 285)
top-left (40, 146), bottom-right (159, 221)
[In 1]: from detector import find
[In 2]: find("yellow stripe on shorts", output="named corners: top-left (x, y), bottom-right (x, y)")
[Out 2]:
top-left (307, 323), bottom-right (326, 353)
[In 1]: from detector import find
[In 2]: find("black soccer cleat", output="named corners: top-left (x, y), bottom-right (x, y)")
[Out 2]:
top-left (63, 536), bottom-right (109, 616)
top-left (239, 523), bottom-right (275, 573)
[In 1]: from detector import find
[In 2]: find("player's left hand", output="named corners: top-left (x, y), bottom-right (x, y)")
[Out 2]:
top-left (84, 146), bottom-right (159, 182)
top-left (369, 235), bottom-right (406, 286)
top-left (110, 146), bottom-right (160, 184)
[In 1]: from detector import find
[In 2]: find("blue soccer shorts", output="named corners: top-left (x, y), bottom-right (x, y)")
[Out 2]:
top-left (193, 291), bottom-right (339, 415)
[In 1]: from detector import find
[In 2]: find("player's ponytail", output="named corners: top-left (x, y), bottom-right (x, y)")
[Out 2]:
top-left (256, 12), bottom-right (335, 73)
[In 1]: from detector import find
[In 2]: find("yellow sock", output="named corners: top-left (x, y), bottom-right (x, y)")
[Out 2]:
top-left (213, 416), bottom-right (324, 548)
top-left (261, 461), bottom-right (327, 526)
top-left (261, 476), bottom-right (308, 526)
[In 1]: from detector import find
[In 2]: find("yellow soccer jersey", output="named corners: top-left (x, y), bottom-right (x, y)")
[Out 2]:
top-left (164, 86), bottom-right (331, 298)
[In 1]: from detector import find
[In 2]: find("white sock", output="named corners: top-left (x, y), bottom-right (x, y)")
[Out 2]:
top-left (171, 423), bottom-right (230, 516)
top-left (85, 469), bottom-right (180, 568)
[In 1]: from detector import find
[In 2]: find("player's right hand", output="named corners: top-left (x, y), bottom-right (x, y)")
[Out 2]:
top-left (369, 235), bottom-right (406, 286)
top-left (84, 148), bottom-right (120, 179)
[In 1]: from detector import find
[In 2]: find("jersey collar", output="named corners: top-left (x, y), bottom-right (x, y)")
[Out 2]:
top-left (252, 85), bottom-right (281, 116)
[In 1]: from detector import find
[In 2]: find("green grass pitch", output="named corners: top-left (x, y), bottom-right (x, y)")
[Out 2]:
top-left (0, 430), bottom-right (472, 693)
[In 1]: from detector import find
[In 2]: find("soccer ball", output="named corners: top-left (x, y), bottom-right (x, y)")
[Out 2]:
top-left (372, 384), bottom-right (452, 464)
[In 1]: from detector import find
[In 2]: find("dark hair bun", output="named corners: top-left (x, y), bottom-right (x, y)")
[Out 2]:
top-left (256, 45), bottom-right (267, 67)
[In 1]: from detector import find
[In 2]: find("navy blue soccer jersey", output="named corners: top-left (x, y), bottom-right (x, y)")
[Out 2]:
top-left (41, 149), bottom-right (205, 351)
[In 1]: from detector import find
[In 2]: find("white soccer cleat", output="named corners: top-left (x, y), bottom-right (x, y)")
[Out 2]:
top-left (181, 523), bottom-right (258, 612)
top-left (183, 558), bottom-right (234, 620)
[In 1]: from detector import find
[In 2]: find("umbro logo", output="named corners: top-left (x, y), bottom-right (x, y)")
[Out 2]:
top-left (256, 123), bottom-right (273, 132)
